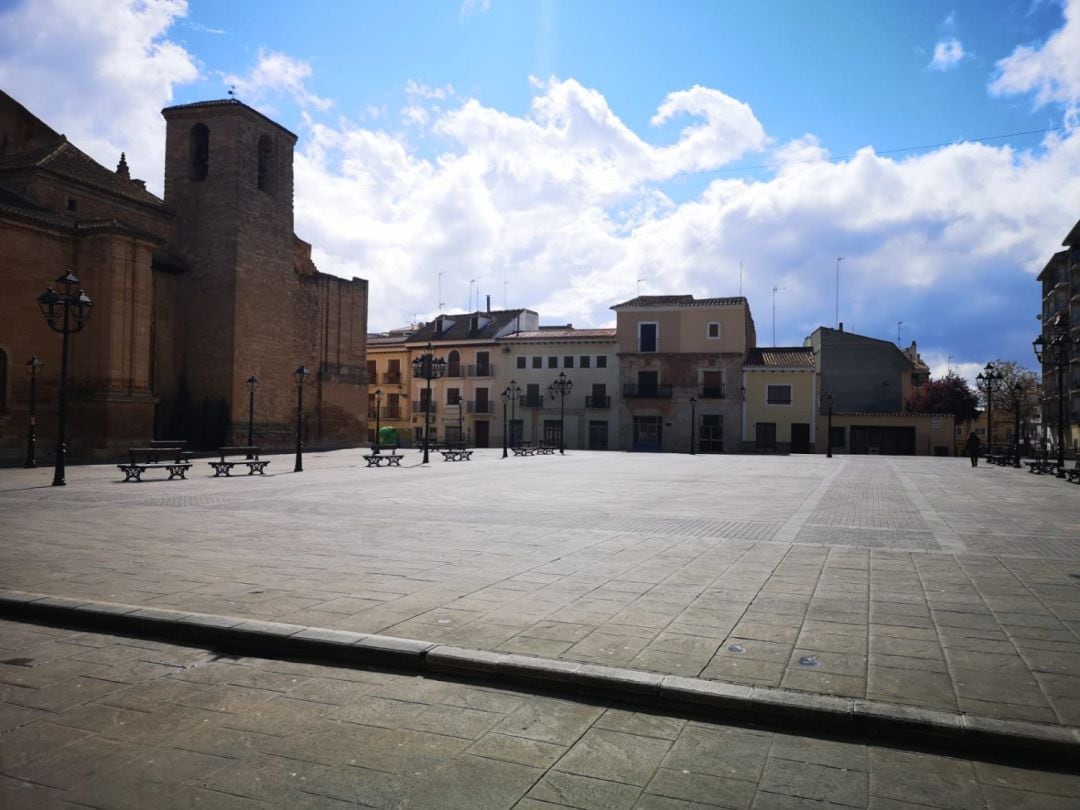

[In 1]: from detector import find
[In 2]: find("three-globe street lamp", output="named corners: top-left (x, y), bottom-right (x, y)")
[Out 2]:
top-left (411, 342), bottom-right (446, 464)
top-left (374, 388), bottom-right (383, 445)
top-left (825, 392), bottom-right (834, 459)
top-left (976, 362), bottom-right (1004, 457)
top-left (24, 356), bottom-right (44, 469)
top-left (548, 372), bottom-right (573, 454)
top-left (1033, 314), bottom-right (1078, 476)
top-left (455, 392), bottom-right (464, 444)
top-left (501, 387), bottom-right (511, 458)
top-left (689, 395), bottom-right (697, 455)
top-left (507, 379), bottom-right (521, 448)
top-left (246, 375), bottom-right (259, 457)
top-left (293, 365), bottom-right (309, 472)
top-left (36, 271), bottom-right (94, 486)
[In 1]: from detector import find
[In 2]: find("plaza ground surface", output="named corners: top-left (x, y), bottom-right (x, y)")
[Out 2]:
top-left (1, 449), bottom-right (1079, 807)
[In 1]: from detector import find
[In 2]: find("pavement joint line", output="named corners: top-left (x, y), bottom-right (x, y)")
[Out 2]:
top-left (771, 459), bottom-right (846, 543)
top-left (886, 457), bottom-right (966, 553)
top-left (2, 588), bottom-right (1078, 764)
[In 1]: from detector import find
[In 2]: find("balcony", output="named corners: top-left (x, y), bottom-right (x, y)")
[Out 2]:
top-left (411, 400), bottom-right (436, 414)
top-left (698, 385), bottom-right (726, 399)
top-left (585, 395), bottom-right (611, 408)
top-left (467, 400), bottom-right (494, 414)
top-left (369, 407), bottom-right (403, 420)
top-left (465, 363), bottom-right (495, 378)
top-left (381, 372), bottom-right (402, 385)
top-left (623, 384), bottom-right (673, 399)
top-left (519, 394), bottom-right (545, 408)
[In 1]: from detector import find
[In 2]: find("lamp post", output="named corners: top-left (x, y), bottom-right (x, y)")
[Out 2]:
top-left (374, 388), bottom-right (383, 444)
top-left (411, 342), bottom-right (446, 464)
top-left (293, 365), bottom-right (308, 472)
top-left (456, 392), bottom-right (464, 444)
top-left (547, 372), bottom-right (573, 454)
top-left (689, 395), bottom-right (697, 455)
top-left (507, 379), bottom-right (521, 448)
top-left (1009, 382), bottom-right (1023, 469)
top-left (36, 271), bottom-right (94, 486)
top-left (24, 355), bottom-right (44, 468)
top-left (501, 387), bottom-right (510, 458)
top-left (976, 362), bottom-right (1004, 457)
top-left (1033, 315), bottom-right (1077, 476)
top-left (825, 392), bottom-right (834, 459)
top-left (246, 375), bottom-right (258, 456)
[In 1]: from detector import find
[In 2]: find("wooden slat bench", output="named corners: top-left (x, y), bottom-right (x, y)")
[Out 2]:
top-left (208, 446), bottom-right (270, 477)
top-left (118, 445), bottom-right (192, 482)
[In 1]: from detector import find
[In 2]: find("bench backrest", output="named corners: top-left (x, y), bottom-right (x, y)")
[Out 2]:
top-left (219, 446), bottom-right (259, 457)
top-left (150, 439), bottom-right (187, 449)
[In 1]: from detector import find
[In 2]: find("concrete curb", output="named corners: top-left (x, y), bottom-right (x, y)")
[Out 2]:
top-left (3, 589), bottom-right (1077, 765)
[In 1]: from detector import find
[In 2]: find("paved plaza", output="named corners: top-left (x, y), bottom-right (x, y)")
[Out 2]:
top-left (1, 449), bottom-right (1079, 806)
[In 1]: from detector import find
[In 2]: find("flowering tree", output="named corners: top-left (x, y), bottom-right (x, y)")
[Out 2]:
top-left (905, 373), bottom-right (979, 424)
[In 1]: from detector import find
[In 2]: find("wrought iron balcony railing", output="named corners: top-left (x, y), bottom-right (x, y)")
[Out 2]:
top-left (623, 384), bottom-right (673, 399)
top-left (467, 400), bottom-right (494, 414)
top-left (519, 395), bottom-right (545, 407)
top-left (698, 385), bottom-right (726, 399)
top-left (585, 395), bottom-right (611, 408)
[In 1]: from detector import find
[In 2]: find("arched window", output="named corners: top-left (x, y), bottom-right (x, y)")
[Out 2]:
top-left (447, 350), bottom-right (461, 377)
top-left (257, 134), bottom-right (272, 192)
top-left (190, 124), bottom-right (209, 181)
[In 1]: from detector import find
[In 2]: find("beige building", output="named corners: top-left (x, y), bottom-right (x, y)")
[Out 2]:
top-left (611, 295), bottom-right (755, 452)
top-left (366, 328), bottom-right (414, 443)
top-left (497, 328), bottom-right (619, 449)
top-left (741, 348), bottom-right (817, 453)
top-left (823, 411), bottom-right (956, 457)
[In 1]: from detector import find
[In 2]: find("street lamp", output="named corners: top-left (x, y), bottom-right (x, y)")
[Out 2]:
top-left (374, 388), bottom-right (383, 445)
top-left (1008, 382), bottom-right (1024, 469)
top-left (411, 342), bottom-right (446, 464)
top-left (36, 271), bottom-right (94, 486)
top-left (1033, 315), bottom-right (1078, 476)
top-left (501, 387), bottom-right (511, 458)
top-left (24, 355), bottom-right (44, 468)
top-left (548, 371), bottom-right (573, 454)
top-left (246, 375), bottom-right (259, 456)
top-left (456, 392), bottom-right (464, 444)
top-left (689, 395), bottom-right (697, 455)
top-left (976, 362), bottom-right (1004, 456)
top-left (507, 379), bottom-right (521, 448)
top-left (825, 392), bottom-right (834, 459)
top-left (293, 365), bottom-right (308, 472)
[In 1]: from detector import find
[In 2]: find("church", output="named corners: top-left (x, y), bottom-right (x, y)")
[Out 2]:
top-left (0, 91), bottom-right (369, 464)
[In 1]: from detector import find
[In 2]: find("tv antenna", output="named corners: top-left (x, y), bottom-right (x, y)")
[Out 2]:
top-left (771, 285), bottom-right (785, 347)
top-left (897, 320), bottom-right (904, 345)
top-left (636, 276), bottom-right (646, 296)
top-left (739, 260), bottom-right (743, 297)
top-left (835, 257), bottom-right (844, 328)
top-left (437, 271), bottom-right (446, 311)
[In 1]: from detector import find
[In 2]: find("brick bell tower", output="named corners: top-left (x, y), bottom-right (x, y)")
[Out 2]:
top-left (161, 98), bottom-right (302, 446)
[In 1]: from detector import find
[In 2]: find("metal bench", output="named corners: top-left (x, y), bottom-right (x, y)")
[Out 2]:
top-left (208, 446), bottom-right (270, 477)
top-left (364, 445), bottom-right (403, 467)
top-left (440, 448), bottom-right (473, 461)
top-left (118, 445), bottom-right (192, 482)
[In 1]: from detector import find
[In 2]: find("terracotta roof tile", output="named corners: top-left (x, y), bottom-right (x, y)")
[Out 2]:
top-left (744, 347), bottom-right (815, 368)
top-left (611, 295), bottom-right (747, 309)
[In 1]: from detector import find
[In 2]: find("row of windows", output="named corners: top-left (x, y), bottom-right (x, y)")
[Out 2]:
top-left (637, 321), bottom-right (722, 352)
top-left (515, 355), bottom-right (608, 370)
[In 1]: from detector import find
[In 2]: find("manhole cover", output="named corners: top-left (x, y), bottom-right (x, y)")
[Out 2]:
top-left (727, 644), bottom-right (746, 653)
top-left (798, 655), bottom-right (821, 668)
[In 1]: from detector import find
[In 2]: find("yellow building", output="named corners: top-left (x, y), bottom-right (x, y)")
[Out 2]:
top-left (366, 329), bottom-right (414, 443)
top-left (741, 348), bottom-right (817, 453)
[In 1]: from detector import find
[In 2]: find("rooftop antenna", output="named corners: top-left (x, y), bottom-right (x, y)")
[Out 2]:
top-left (947, 355), bottom-right (952, 375)
top-left (835, 257), bottom-right (844, 329)
top-left (771, 284), bottom-right (785, 347)
top-left (503, 279), bottom-right (507, 309)
top-left (228, 84), bottom-right (237, 99)
top-left (897, 320), bottom-right (903, 345)
top-left (468, 278), bottom-right (477, 312)
top-left (437, 271), bottom-right (446, 312)
top-left (636, 276), bottom-right (646, 296)
top-left (739, 260), bottom-right (743, 297)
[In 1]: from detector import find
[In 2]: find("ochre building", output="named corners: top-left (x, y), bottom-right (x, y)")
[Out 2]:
top-left (0, 91), bottom-right (368, 463)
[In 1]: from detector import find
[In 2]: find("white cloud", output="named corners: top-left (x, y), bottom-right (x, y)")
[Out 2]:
top-left (461, 0), bottom-right (491, 15)
top-left (0, 0), bottom-right (198, 194)
top-left (222, 49), bottom-right (333, 113)
top-left (929, 37), bottom-right (966, 71)
top-left (991, 0), bottom-right (1080, 123)
top-left (405, 80), bottom-right (455, 100)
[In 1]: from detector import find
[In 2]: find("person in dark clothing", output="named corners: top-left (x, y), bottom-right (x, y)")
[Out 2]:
top-left (965, 431), bottom-right (981, 467)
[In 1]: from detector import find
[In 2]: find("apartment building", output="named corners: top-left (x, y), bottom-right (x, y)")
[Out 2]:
top-left (611, 295), bottom-right (756, 452)
top-left (497, 327), bottom-right (619, 449)
top-left (366, 327), bottom-right (415, 443)
top-left (1035, 218), bottom-right (1080, 453)
top-left (741, 347), bottom-right (818, 453)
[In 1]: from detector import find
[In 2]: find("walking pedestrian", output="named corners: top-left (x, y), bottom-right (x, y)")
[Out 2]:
top-left (965, 431), bottom-right (981, 467)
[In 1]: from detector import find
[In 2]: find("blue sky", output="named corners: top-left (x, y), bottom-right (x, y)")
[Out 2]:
top-left (1, 0), bottom-right (1078, 383)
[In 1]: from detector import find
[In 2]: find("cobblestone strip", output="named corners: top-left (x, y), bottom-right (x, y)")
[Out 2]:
top-left (771, 460), bottom-right (847, 543)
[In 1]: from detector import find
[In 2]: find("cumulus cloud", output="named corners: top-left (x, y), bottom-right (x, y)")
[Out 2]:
top-left (0, 0), bottom-right (198, 194)
top-left (929, 37), bottom-right (966, 71)
top-left (991, 0), bottom-right (1080, 123)
top-left (222, 49), bottom-right (332, 113)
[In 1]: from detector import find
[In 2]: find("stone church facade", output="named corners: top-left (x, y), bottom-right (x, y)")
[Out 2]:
top-left (0, 91), bottom-right (368, 463)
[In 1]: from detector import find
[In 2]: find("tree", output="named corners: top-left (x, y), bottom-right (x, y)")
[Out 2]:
top-left (988, 359), bottom-right (1039, 419)
top-left (905, 373), bottom-right (979, 423)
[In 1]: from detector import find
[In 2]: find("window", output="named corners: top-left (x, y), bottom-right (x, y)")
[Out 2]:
top-left (516, 356), bottom-right (526, 369)
top-left (190, 123), bottom-right (209, 181)
top-left (476, 351), bottom-right (491, 376)
top-left (756, 422), bottom-right (777, 450)
top-left (707, 322), bottom-right (721, 339)
top-left (638, 370), bottom-right (659, 395)
top-left (638, 322), bottom-right (658, 352)
top-left (386, 359), bottom-right (401, 384)
top-left (67, 198), bottom-right (77, 212)
top-left (366, 360), bottom-right (377, 385)
top-left (564, 356), bottom-right (574, 368)
top-left (580, 355), bottom-right (591, 368)
top-left (548, 356), bottom-right (558, 369)
top-left (588, 420), bottom-right (609, 450)
top-left (387, 393), bottom-right (400, 418)
top-left (597, 355), bottom-right (607, 368)
top-left (766, 385), bottom-right (792, 405)
top-left (447, 350), bottom-right (461, 377)
top-left (701, 371), bottom-right (724, 398)
top-left (532, 356), bottom-right (542, 369)
top-left (257, 134), bottom-right (272, 192)
top-left (525, 383), bottom-right (542, 406)
top-left (446, 387), bottom-right (461, 405)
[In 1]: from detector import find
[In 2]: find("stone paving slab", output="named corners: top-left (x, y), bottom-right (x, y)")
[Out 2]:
top-left (3, 619), bottom-right (1080, 809)
top-left (1, 450), bottom-right (1078, 736)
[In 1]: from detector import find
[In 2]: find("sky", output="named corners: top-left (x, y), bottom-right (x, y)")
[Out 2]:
top-left (1, 0), bottom-right (1078, 385)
